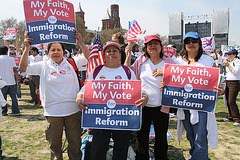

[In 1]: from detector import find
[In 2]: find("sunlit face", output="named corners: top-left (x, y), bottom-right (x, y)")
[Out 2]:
top-left (185, 38), bottom-right (200, 53)
top-left (226, 53), bottom-right (236, 61)
top-left (112, 37), bottom-right (119, 43)
top-left (30, 50), bottom-right (38, 57)
top-left (48, 43), bottom-right (64, 64)
top-left (9, 47), bottom-right (15, 51)
top-left (146, 40), bottom-right (162, 55)
top-left (135, 46), bottom-right (139, 52)
top-left (104, 46), bottom-right (121, 64)
top-left (9, 52), bottom-right (16, 57)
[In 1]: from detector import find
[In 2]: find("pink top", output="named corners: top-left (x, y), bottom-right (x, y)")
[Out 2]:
top-left (132, 54), bottom-right (176, 114)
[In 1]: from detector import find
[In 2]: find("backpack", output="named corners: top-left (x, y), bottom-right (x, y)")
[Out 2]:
top-left (67, 58), bottom-right (84, 89)
top-left (93, 65), bottom-right (131, 80)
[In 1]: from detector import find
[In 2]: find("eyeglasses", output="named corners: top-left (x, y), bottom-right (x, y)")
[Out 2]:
top-left (185, 39), bottom-right (198, 44)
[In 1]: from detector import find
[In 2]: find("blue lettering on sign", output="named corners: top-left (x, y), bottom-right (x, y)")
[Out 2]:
top-left (162, 85), bottom-right (217, 113)
top-left (82, 104), bottom-right (141, 130)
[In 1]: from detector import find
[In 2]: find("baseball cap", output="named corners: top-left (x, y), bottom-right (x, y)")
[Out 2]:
top-left (9, 44), bottom-right (15, 48)
top-left (144, 35), bottom-right (161, 44)
top-left (183, 32), bottom-right (201, 41)
top-left (103, 41), bottom-right (121, 53)
top-left (225, 49), bottom-right (238, 55)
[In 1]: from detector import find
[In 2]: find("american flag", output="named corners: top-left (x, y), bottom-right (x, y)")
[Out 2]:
top-left (127, 20), bottom-right (146, 42)
top-left (86, 32), bottom-right (104, 78)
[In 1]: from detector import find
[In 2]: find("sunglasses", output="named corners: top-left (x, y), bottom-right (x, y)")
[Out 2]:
top-left (185, 39), bottom-right (198, 44)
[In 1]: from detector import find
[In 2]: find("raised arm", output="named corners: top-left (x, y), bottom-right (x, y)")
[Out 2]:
top-left (74, 30), bottom-right (90, 59)
top-left (124, 45), bottom-right (131, 67)
top-left (19, 32), bottom-right (33, 72)
top-left (15, 33), bottom-right (20, 53)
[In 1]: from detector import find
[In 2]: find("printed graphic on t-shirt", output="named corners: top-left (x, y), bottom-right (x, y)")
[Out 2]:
top-left (51, 71), bottom-right (57, 76)
top-left (115, 75), bottom-right (122, 80)
top-left (59, 70), bottom-right (66, 75)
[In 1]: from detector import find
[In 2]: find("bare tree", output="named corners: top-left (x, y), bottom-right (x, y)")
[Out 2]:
top-left (0, 17), bottom-right (26, 46)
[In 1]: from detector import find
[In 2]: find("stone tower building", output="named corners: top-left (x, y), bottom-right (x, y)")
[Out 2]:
top-left (102, 4), bottom-right (121, 30)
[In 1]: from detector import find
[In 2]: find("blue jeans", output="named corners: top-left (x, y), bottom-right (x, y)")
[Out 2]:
top-left (1, 85), bottom-right (20, 114)
top-left (16, 85), bottom-right (21, 99)
top-left (182, 110), bottom-right (208, 160)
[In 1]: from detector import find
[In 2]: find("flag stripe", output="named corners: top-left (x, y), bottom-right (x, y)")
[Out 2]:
top-left (86, 32), bottom-right (104, 78)
top-left (127, 20), bottom-right (146, 42)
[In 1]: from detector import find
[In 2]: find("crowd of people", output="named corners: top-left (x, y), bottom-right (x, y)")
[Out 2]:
top-left (0, 30), bottom-right (239, 160)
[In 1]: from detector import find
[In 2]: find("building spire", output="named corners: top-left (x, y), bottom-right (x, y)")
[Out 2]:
top-left (102, 8), bottom-right (111, 20)
top-left (77, 2), bottom-right (84, 12)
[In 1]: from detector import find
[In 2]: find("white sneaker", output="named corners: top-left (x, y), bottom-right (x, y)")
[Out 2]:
top-left (233, 122), bottom-right (240, 127)
top-left (223, 118), bottom-right (230, 122)
top-left (18, 98), bottom-right (22, 101)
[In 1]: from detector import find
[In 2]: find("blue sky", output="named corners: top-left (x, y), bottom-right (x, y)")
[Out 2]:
top-left (0, 0), bottom-right (240, 45)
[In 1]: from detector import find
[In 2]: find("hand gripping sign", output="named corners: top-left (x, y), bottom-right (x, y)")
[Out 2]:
top-left (23, 0), bottom-right (76, 45)
top-left (82, 80), bottom-right (142, 130)
top-left (162, 64), bottom-right (219, 113)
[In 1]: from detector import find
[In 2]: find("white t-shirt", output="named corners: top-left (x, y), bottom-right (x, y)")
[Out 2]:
top-left (140, 59), bottom-right (165, 107)
top-left (176, 54), bottom-right (215, 67)
top-left (0, 55), bottom-right (17, 85)
top-left (216, 55), bottom-right (223, 66)
top-left (28, 54), bottom-right (43, 75)
top-left (79, 65), bottom-right (137, 94)
top-left (73, 54), bottom-right (88, 71)
top-left (43, 55), bottom-right (50, 61)
top-left (226, 58), bottom-right (240, 80)
top-left (26, 59), bottom-right (80, 117)
top-left (134, 52), bottom-right (142, 58)
top-left (28, 54), bottom-right (42, 64)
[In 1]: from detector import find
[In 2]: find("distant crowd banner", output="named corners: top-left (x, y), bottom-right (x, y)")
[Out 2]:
top-left (23, 0), bottom-right (76, 45)
top-left (162, 64), bottom-right (219, 113)
top-left (82, 80), bottom-right (142, 130)
top-left (13, 57), bottom-right (21, 65)
top-left (221, 45), bottom-right (240, 57)
top-left (3, 28), bottom-right (18, 40)
top-left (201, 37), bottom-right (215, 52)
top-left (163, 47), bottom-right (176, 58)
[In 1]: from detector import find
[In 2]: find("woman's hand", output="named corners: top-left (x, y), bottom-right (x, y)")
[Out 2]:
top-left (152, 68), bottom-right (164, 77)
top-left (23, 31), bottom-right (33, 49)
top-left (76, 94), bottom-right (89, 111)
top-left (222, 59), bottom-right (229, 66)
top-left (135, 93), bottom-right (148, 108)
top-left (159, 82), bottom-right (165, 91)
top-left (125, 45), bottom-right (131, 57)
top-left (74, 30), bottom-right (83, 44)
top-left (215, 85), bottom-right (224, 96)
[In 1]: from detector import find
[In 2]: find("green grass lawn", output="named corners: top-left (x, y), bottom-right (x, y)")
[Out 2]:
top-left (0, 84), bottom-right (239, 160)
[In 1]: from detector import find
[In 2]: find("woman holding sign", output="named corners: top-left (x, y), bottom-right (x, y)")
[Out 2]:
top-left (20, 31), bottom-right (90, 160)
top-left (76, 41), bottom-right (148, 160)
top-left (175, 32), bottom-right (218, 160)
top-left (125, 35), bottom-right (175, 160)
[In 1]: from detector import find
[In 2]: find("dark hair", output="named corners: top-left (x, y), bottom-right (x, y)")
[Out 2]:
top-left (112, 32), bottom-right (125, 45)
top-left (31, 47), bottom-right (39, 54)
top-left (47, 42), bottom-right (65, 54)
top-left (0, 46), bottom-right (8, 55)
top-left (144, 40), bottom-right (163, 59)
top-left (132, 44), bottom-right (138, 53)
top-left (179, 37), bottom-right (203, 64)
